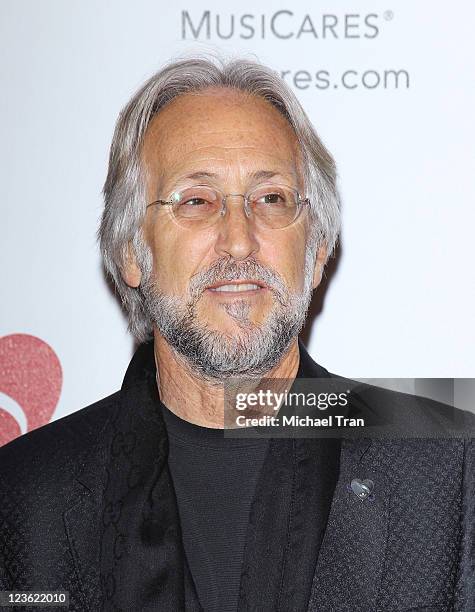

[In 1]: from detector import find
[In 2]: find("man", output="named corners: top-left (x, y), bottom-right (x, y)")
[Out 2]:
top-left (1, 55), bottom-right (474, 611)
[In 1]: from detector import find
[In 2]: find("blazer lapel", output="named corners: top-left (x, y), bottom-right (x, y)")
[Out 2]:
top-left (237, 435), bottom-right (343, 612)
top-left (278, 437), bottom-right (342, 611)
top-left (237, 340), bottom-right (345, 612)
top-left (307, 437), bottom-right (394, 612)
top-left (63, 426), bottom-right (109, 610)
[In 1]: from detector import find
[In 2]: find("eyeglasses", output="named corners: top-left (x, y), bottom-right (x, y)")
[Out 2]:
top-left (145, 183), bottom-right (310, 230)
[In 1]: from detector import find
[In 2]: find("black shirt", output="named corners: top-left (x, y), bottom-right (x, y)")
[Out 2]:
top-left (161, 404), bottom-right (270, 612)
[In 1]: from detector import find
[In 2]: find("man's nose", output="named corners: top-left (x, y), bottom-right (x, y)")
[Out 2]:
top-left (213, 195), bottom-right (260, 261)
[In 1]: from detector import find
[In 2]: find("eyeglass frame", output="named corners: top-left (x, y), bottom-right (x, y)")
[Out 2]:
top-left (145, 183), bottom-right (311, 230)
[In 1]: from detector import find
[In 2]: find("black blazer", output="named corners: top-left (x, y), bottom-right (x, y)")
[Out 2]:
top-left (1, 340), bottom-right (474, 611)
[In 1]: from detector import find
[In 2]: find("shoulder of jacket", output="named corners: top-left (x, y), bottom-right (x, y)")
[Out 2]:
top-left (0, 390), bottom-right (121, 488)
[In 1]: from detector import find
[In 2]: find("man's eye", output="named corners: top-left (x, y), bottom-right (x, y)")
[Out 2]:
top-left (258, 193), bottom-right (284, 204)
top-left (182, 198), bottom-right (207, 206)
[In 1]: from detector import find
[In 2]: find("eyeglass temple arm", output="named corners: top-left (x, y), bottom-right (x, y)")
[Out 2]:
top-left (146, 200), bottom-right (173, 209)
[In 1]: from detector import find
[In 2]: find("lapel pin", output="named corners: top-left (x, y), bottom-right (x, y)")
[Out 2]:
top-left (348, 478), bottom-right (375, 501)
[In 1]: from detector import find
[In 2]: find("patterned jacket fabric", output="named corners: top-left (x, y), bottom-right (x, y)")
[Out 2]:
top-left (1, 340), bottom-right (474, 611)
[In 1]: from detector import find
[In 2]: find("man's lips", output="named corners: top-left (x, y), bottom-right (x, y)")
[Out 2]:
top-left (205, 280), bottom-right (268, 294)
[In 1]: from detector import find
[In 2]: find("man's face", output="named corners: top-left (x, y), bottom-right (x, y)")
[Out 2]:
top-left (125, 88), bottom-right (325, 379)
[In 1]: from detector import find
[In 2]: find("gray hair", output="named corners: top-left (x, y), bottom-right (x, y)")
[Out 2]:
top-left (98, 52), bottom-right (341, 342)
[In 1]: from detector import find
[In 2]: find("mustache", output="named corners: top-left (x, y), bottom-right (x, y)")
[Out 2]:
top-left (188, 258), bottom-right (289, 305)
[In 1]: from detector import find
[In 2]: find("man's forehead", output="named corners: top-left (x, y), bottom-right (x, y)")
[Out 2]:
top-left (140, 88), bottom-right (303, 185)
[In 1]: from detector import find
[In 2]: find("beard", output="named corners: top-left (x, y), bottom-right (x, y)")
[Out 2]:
top-left (139, 254), bottom-right (315, 382)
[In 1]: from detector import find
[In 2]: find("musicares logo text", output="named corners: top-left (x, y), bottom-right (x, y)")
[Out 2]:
top-left (181, 10), bottom-right (390, 40)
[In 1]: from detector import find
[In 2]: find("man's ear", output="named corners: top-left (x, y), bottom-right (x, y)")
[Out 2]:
top-left (312, 244), bottom-right (327, 289)
top-left (121, 242), bottom-right (142, 288)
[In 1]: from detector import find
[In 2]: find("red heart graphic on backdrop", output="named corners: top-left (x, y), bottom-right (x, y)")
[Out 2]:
top-left (0, 334), bottom-right (62, 447)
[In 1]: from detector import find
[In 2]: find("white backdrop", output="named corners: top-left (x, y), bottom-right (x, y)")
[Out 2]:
top-left (1, 1), bottom-right (474, 440)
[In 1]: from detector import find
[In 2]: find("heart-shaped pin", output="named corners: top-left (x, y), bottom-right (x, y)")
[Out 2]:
top-left (350, 478), bottom-right (374, 500)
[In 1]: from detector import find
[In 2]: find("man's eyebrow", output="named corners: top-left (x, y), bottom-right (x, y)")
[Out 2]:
top-left (180, 171), bottom-right (218, 181)
top-left (180, 170), bottom-right (287, 182)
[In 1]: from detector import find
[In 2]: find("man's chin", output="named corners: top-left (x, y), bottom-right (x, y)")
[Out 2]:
top-left (197, 303), bottom-right (272, 334)
top-left (200, 318), bottom-right (259, 337)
